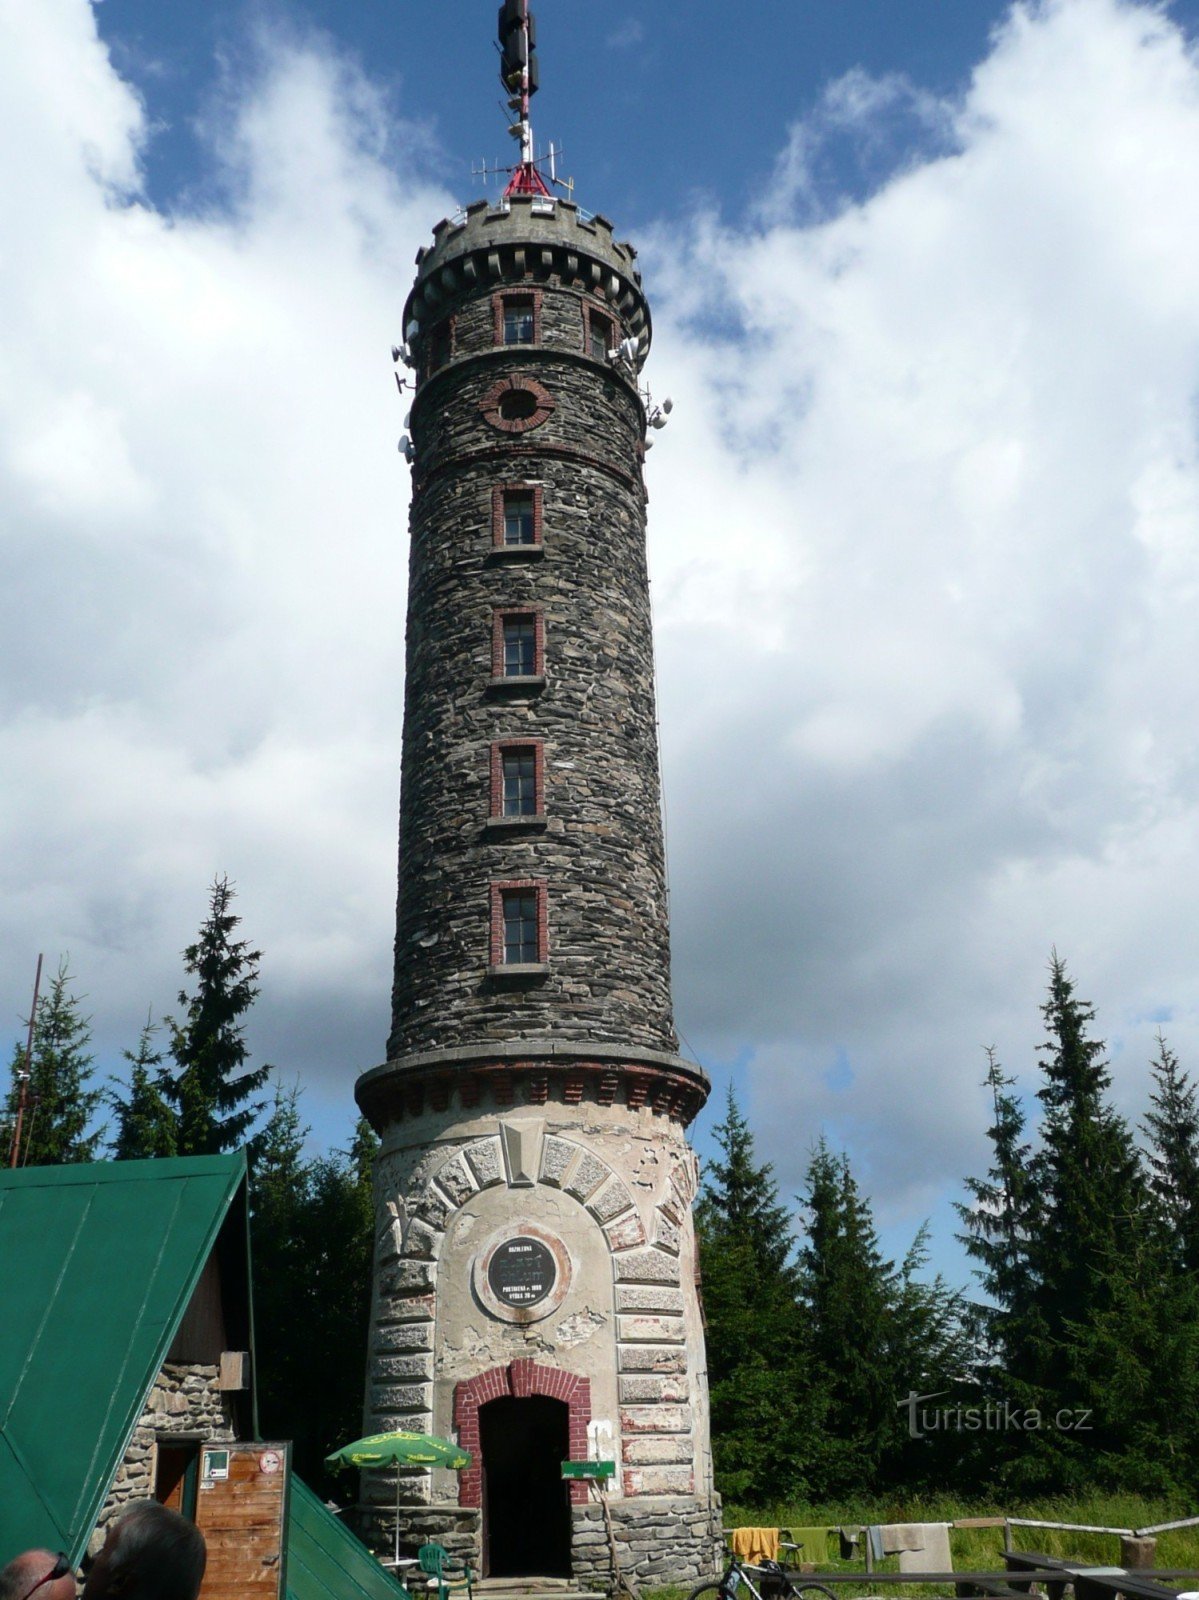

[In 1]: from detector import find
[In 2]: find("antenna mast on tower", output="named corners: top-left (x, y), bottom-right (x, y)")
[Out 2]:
top-left (498, 0), bottom-right (553, 197)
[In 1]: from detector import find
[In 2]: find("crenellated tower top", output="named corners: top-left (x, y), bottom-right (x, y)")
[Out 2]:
top-left (400, 195), bottom-right (651, 395)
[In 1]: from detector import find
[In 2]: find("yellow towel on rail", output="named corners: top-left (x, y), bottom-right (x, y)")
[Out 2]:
top-left (731, 1529), bottom-right (781, 1564)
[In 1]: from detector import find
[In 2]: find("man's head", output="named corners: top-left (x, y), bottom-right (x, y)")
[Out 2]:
top-left (81, 1505), bottom-right (206, 1600)
top-left (0, 1551), bottom-right (76, 1600)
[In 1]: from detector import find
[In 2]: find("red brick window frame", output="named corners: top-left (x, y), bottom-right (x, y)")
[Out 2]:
top-left (584, 302), bottom-right (616, 363)
top-left (490, 739), bottom-right (544, 819)
top-left (493, 287), bottom-right (542, 346)
top-left (490, 879), bottom-right (548, 967)
top-left (491, 607), bottom-right (544, 680)
top-left (491, 483), bottom-right (543, 548)
top-left (455, 1361), bottom-right (591, 1508)
top-left (479, 376), bottom-right (554, 434)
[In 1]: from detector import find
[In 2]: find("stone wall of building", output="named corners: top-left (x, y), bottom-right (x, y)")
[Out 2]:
top-left (96, 1364), bottom-right (237, 1541)
top-left (385, 194), bottom-right (674, 1064)
top-left (570, 1496), bottom-right (723, 1589)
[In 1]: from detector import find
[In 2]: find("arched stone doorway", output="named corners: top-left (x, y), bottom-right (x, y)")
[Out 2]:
top-left (454, 1360), bottom-right (590, 1578)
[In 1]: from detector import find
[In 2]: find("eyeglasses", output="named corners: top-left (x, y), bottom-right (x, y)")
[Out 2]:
top-left (20, 1555), bottom-right (73, 1600)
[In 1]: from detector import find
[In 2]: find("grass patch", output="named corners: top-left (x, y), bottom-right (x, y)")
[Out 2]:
top-left (638, 1498), bottom-right (1199, 1598)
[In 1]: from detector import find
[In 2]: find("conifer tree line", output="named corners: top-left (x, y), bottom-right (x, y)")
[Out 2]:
top-left (3, 876), bottom-right (377, 1496)
top-left (11, 913), bottom-right (1199, 1502)
top-left (698, 952), bottom-right (1199, 1504)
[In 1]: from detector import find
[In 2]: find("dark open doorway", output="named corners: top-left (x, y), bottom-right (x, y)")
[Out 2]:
top-left (154, 1441), bottom-right (199, 1519)
top-left (480, 1394), bottom-right (571, 1577)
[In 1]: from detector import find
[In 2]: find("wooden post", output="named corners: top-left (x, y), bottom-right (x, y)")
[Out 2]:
top-left (1119, 1537), bottom-right (1156, 1570)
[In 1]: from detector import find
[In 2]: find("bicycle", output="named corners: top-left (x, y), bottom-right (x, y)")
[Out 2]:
top-left (688, 1543), bottom-right (839, 1600)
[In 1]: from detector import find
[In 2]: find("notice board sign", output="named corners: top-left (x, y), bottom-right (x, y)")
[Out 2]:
top-left (560, 1460), bottom-right (615, 1480)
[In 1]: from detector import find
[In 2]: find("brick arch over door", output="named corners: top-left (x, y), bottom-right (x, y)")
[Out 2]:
top-left (454, 1358), bottom-right (591, 1508)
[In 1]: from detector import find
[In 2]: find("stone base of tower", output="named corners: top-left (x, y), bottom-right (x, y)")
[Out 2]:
top-left (359, 1497), bottom-right (722, 1592)
top-left (356, 1046), bottom-right (717, 1592)
top-left (570, 1495), bottom-right (723, 1590)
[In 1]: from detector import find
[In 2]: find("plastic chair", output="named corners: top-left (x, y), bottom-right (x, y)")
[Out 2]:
top-left (417, 1543), bottom-right (474, 1600)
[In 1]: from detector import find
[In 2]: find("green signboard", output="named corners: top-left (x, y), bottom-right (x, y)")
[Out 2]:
top-left (560, 1460), bottom-right (615, 1480)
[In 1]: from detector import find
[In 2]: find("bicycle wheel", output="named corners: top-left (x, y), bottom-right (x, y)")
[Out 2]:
top-left (785, 1583), bottom-right (838, 1600)
top-left (688, 1581), bottom-right (735, 1600)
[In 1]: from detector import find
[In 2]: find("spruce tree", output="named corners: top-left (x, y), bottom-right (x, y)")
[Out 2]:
top-left (798, 1140), bottom-right (900, 1494)
top-left (1142, 1032), bottom-right (1199, 1273)
top-left (956, 1047), bottom-right (1036, 1373)
top-left (1015, 953), bottom-right (1153, 1491)
top-left (109, 1015), bottom-right (178, 1160)
top-left (293, 1120), bottom-right (379, 1493)
top-left (251, 1081), bottom-right (311, 1451)
top-left (251, 1087), bottom-right (379, 1494)
top-left (695, 1086), bottom-right (811, 1503)
top-left (4, 959), bottom-right (103, 1165)
top-left (1029, 954), bottom-right (1146, 1329)
top-left (166, 877), bottom-right (271, 1156)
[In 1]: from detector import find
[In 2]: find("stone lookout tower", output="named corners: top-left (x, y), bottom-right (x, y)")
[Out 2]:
top-left (355, 4), bottom-right (717, 1584)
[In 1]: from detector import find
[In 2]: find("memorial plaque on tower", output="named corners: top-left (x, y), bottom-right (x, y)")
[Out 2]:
top-left (487, 1236), bottom-right (556, 1307)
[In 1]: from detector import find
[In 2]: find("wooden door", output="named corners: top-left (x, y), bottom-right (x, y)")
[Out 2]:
top-left (193, 1442), bottom-right (290, 1600)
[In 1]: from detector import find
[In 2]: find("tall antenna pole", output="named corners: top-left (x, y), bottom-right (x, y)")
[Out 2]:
top-left (8, 952), bottom-right (43, 1168)
top-left (517, 5), bottom-right (533, 169)
top-left (499, 0), bottom-right (551, 197)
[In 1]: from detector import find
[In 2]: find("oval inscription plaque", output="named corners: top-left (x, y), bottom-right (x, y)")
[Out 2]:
top-left (487, 1236), bottom-right (557, 1308)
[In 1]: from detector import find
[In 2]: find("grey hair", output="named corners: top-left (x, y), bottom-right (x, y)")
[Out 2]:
top-left (92, 1505), bottom-right (206, 1600)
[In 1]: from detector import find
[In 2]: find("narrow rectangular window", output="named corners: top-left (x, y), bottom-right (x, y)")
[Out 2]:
top-left (503, 296), bottom-right (536, 345)
top-left (492, 484), bottom-right (542, 550)
top-left (503, 490), bottom-right (536, 545)
top-left (503, 889), bottom-right (539, 963)
top-left (503, 615), bottom-right (536, 676)
top-left (588, 309), bottom-right (614, 363)
top-left (490, 879), bottom-right (547, 968)
top-left (490, 739), bottom-right (544, 820)
top-left (503, 748), bottom-right (537, 815)
top-left (491, 608), bottom-right (543, 682)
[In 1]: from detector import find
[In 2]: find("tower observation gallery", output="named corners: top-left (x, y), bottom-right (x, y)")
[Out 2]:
top-left (355, 4), bottom-right (719, 1582)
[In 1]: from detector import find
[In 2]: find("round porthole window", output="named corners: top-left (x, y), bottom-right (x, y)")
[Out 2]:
top-left (480, 377), bottom-right (555, 434)
top-left (499, 389), bottom-right (538, 423)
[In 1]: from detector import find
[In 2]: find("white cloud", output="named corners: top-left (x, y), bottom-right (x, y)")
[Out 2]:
top-left (605, 20), bottom-right (646, 53)
top-left (3, 0), bottom-right (1199, 1266)
top-left (643, 0), bottom-right (1199, 1237)
top-left (0, 0), bottom-right (452, 1130)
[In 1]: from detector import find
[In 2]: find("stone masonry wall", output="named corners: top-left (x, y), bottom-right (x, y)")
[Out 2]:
top-left (96, 1363), bottom-right (237, 1544)
top-left (570, 1495), bottom-right (724, 1590)
top-left (387, 204), bottom-right (675, 1061)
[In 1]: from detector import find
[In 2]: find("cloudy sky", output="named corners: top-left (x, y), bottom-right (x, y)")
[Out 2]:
top-left (5, 0), bottom-right (1199, 1279)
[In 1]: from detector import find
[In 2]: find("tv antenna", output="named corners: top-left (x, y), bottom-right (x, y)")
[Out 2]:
top-left (492, 0), bottom-right (574, 200)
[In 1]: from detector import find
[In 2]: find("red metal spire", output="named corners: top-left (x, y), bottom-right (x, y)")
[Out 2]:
top-left (504, 161), bottom-right (552, 199)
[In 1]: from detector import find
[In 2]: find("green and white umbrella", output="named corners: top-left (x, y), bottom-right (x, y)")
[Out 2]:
top-left (326, 1431), bottom-right (472, 1563)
